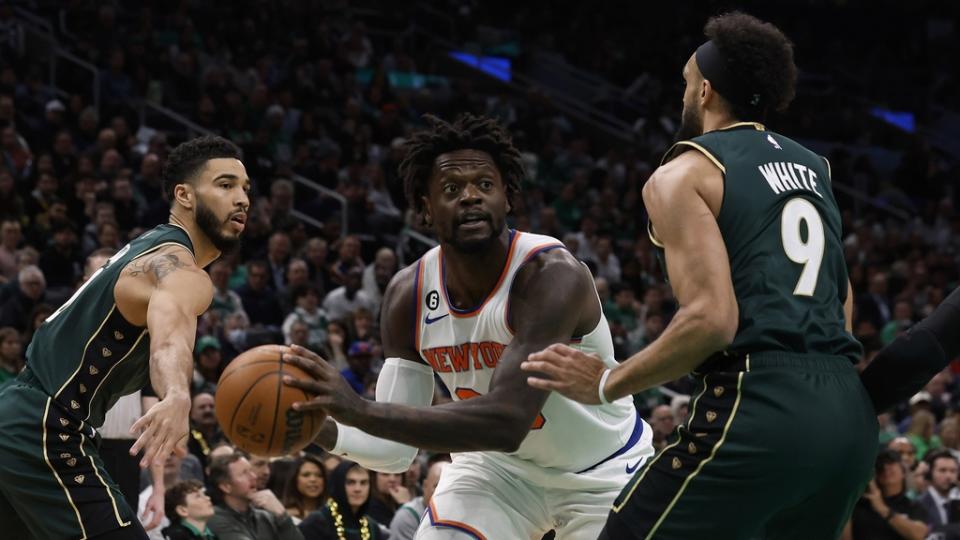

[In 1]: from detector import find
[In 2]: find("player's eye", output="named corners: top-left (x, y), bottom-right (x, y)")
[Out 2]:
top-left (442, 183), bottom-right (458, 194)
top-left (479, 180), bottom-right (494, 190)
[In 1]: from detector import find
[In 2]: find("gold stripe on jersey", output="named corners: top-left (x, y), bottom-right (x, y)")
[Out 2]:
top-left (665, 141), bottom-right (726, 173)
top-left (78, 429), bottom-right (129, 527)
top-left (613, 375), bottom-right (711, 513)
top-left (42, 398), bottom-right (88, 539)
top-left (128, 240), bottom-right (195, 263)
top-left (718, 121), bottom-right (766, 132)
top-left (647, 221), bottom-right (665, 248)
top-left (82, 329), bottom-right (148, 422)
top-left (54, 305), bottom-right (116, 399)
top-left (644, 370), bottom-right (746, 539)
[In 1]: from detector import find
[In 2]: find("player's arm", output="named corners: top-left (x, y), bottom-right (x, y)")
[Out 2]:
top-left (524, 152), bottom-right (738, 402)
top-left (311, 266), bottom-right (433, 472)
top-left (286, 250), bottom-right (589, 452)
top-left (127, 246), bottom-right (214, 466)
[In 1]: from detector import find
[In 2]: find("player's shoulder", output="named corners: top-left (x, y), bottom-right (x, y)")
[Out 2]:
top-left (512, 240), bottom-right (590, 298)
top-left (381, 261), bottom-right (422, 317)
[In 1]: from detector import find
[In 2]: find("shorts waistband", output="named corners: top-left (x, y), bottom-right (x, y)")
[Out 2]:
top-left (694, 350), bottom-right (857, 375)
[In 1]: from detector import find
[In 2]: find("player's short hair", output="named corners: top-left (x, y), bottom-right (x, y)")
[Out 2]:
top-left (399, 114), bottom-right (524, 220)
top-left (162, 135), bottom-right (242, 203)
top-left (703, 12), bottom-right (797, 120)
top-left (164, 479), bottom-right (205, 524)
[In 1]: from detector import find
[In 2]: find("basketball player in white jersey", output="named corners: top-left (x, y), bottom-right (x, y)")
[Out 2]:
top-left (284, 114), bottom-right (652, 539)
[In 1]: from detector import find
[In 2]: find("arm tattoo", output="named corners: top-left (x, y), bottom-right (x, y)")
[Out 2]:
top-left (128, 253), bottom-right (187, 283)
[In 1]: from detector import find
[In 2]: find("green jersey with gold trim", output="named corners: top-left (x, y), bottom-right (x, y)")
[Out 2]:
top-left (658, 123), bottom-right (861, 362)
top-left (25, 224), bottom-right (195, 428)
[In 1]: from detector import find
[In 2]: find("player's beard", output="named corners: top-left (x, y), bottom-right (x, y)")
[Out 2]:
top-left (447, 214), bottom-right (505, 255)
top-left (675, 103), bottom-right (704, 142)
top-left (196, 198), bottom-right (241, 255)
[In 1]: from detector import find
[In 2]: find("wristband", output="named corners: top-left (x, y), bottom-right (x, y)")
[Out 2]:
top-left (598, 368), bottom-right (613, 405)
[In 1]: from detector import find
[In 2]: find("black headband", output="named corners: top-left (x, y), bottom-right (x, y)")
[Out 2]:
top-left (695, 40), bottom-right (762, 109)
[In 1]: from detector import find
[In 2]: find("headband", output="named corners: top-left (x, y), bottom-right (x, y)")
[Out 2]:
top-left (695, 40), bottom-right (762, 109)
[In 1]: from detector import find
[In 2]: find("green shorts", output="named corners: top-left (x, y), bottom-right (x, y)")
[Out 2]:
top-left (606, 352), bottom-right (878, 540)
top-left (0, 379), bottom-right (138, 539)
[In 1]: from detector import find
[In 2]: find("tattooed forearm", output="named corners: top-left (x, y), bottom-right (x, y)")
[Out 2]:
top-left (127, 253), bottom-right (187, 282)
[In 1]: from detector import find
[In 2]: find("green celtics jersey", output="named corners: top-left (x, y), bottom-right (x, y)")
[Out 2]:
top-left (659, 122), bottom-right (862, 362)
top-left (25, 224), bottom-right (194, 427)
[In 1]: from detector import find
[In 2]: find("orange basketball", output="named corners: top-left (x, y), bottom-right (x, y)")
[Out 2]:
top-left (215, 344), bottom-right (325, 456)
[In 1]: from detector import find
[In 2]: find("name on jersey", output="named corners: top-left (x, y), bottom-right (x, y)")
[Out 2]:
top-left (421, 342), bottom-right (506, 373)
top-left (758, 161), bottom-right (823, 198)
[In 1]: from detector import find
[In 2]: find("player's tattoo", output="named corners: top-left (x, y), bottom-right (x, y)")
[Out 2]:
top-left (128, 253), bottom-right (187, 282)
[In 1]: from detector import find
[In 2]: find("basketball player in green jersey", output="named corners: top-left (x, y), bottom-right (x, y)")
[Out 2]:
top-left (523, 13), bottom-right (880, 539)
top-left (0, 136), bottom-right (250, 539)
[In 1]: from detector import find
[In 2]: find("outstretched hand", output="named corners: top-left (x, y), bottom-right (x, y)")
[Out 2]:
top-left (283, 345), bottom-right (364, 423)
top-left (129, 392), bottom-right (190, 467)
top-left (521, 344), bottom-right (609, 405)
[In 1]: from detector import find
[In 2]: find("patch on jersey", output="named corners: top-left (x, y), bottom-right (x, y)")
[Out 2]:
top-left (426, 290), bottom-right (440, 310)
top-left (767, 134), bottom-right (782, 150)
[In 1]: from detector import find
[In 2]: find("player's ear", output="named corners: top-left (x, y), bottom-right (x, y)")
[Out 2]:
top-left (173, 183), bottom-right (195, 210)
top-left (421, 196), bottom-right (433, 227)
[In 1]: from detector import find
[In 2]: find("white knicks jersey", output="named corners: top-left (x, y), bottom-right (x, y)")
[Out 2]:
top-left (413, 230), bottom-right (646, 473)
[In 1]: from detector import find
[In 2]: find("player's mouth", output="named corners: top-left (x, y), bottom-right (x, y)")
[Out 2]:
top-left (456, 212), bottom-right (490, 231)
top-left (228, 212), bottom-right (247, 232)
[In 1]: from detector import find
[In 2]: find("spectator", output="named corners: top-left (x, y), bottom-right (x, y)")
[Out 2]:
top-left (282, 284), bottom-right (327, 351)
top-left (592, 235), bottom-right (621, 285)
top-left (389, 460), bottom-right (449, 540)
top-left (237, 259), bottom-right (284, 328)
top-left (341, 341), bottom-right (374, 395)
top-left (298, 461), bottom-right (384, 540)
top-left (918, 450), bottom-right (960, 529)
top-left (0, 218), bottom-right (22, 282)
top-left (322, 265), bottom-right (374, 323)
top-left (193, 336), bottom-right (225, 394)
top-left (161, 480), bottom-right (217, 540)
top-left (361, 247), bottom-right (397, 314)
top-left (0, 169), bottom-right (25, 227)
top-left (138, 452), bottom-right (187, 538)
top-left (367, 471), bottom-right (410, 526)
top-left (330, 236), bottom-right (363, 286)
top-left (281, 258), bottom-right (311, 313)
top-left (858, 272), bottom-right (892, 330)
top-left (39, 222), bottom-right (81, 292)
top-left (282, 455), bottom-right (328, 524)
top-left (302, 237), bottom-right (334, 295)
top-left (0, 326), bottom-right (22, 388)
top-left (267, 231), bottom-right (292, 292)
top-left (250, 455), bottom-right (272, 491)
top-left (208, 259), bottom-right (247, 324)
top-left (349, 307), bottom-right (375, 343)
top-left (207, 453), bottom-right (304, 540)
top-left (0, 265), bottom-right (44, 331)
top-left (319, 320), bottom-right (349, 372)
top-left (648, 404), bottom-right (675, 453)
top-left (845, 449), bottom-right (929, 540)
top-left (189, 391), bottom-right (224, 474)
top-left (906, 410), bottom-right (942, 461)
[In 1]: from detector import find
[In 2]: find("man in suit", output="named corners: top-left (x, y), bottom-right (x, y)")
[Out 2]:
top-left (920, 449), bottom-right (960, 528)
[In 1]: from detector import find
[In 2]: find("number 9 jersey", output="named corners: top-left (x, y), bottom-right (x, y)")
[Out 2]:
top-left (657, 122), bottom-right (862, 363)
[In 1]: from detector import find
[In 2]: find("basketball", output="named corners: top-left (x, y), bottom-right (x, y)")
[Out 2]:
top-left (215, 344), bottom-right (325, 457)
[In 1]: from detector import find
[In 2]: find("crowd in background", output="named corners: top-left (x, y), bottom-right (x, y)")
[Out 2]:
top-left (2, 1), bottom-right (960, 538)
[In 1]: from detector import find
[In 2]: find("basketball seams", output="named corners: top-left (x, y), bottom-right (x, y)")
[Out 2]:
top-left (217, 358), bottom-right (282, 387)
top-left (265, 352), bottom-right (285, 454)
top-left (227, 370), bottom-right (279, 446)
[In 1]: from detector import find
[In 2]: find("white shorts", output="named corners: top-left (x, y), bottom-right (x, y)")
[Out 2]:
top-left (415, 419), bottom-right (653, 540)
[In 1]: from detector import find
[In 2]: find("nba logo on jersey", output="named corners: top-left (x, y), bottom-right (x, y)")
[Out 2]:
top-left (767, 134), bottom-right (782, 150)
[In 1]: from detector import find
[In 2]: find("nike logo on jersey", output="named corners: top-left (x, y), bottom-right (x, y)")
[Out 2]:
top-left (767, 134), bottom-right (782, 150)
top-left (625, 458), bottom-right (644, 474)
top-left (424, 313), bottom-right (449, 325)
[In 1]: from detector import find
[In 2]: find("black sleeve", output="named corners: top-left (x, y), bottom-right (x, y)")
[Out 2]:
top-left (906, 500), bottom-right (930, 523)
top-left (142, 381), bottom-right (156, 397)
top-left (298, 511), bottom-right (331, 540)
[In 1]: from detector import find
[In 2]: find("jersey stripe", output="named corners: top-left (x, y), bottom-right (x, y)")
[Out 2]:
top-left (441, 230), bottom-right (519, 318)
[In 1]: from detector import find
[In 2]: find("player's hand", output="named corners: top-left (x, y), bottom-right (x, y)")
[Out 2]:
top-left (140, 486), bottom-right (166, 530)
top-left (129, 391), bottom-right (190, 467)
top-left (250, 489), bottom-right (287, 517)
top-left (284, 345), bottom-right (364, 422)
top-left (521, 344), bottom-right (608, 404)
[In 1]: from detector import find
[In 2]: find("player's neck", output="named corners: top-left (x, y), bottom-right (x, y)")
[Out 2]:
top-left (702, 110), bottom-right (739, 134)
top-left (441, 230), bottom-right (512, 310)
top-left (168, 211), bottom-right (221, 267)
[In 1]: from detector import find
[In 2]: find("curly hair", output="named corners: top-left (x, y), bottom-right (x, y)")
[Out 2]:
top-left (704, 12), bottom-right (797, 120)
top-left (162, 135), bottom-right (242, 202)
top-left (398, 114), bottom-right (524, 219)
